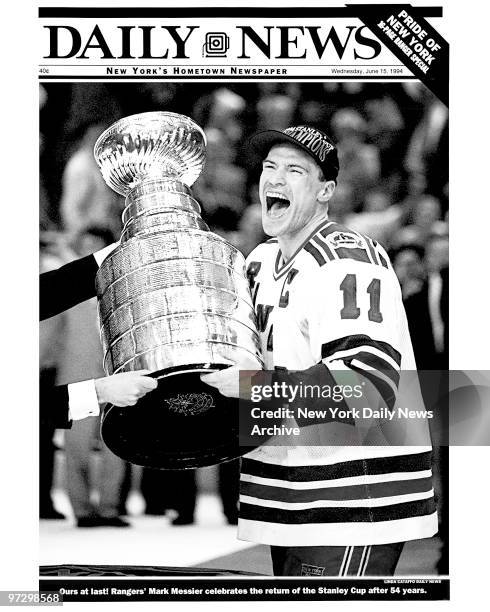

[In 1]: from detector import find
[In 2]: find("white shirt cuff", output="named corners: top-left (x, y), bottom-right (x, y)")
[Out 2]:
top-left (93, 242), bottom-right (118, 267)
top-left (68, 380), bottom-right (100, 421)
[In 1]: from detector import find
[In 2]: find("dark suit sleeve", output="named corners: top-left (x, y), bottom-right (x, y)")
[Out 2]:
top-left (40, 254), bottom-right (99, 321)
top-left (40, 379), bottom-right (72, 430)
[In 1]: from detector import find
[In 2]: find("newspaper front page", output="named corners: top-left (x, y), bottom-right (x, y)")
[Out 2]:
top-left (37, 0), bottom-right (449, 603)
top-left (5, 0), bottom-right (489, 607)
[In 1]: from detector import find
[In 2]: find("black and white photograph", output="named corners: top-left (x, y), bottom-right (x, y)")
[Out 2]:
top-left (3, 0), bottom-right (490, 608)
top-left (38, 76), bottom-right (449, 589)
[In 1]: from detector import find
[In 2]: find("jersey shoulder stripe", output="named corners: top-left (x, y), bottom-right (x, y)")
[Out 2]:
top-left (335, 246), bottom-right (371, 263)
top-left (304, 241), bottom-right (328, 267)
top-left (378, 251), bottom-right (389, 269)
top-left (311, 235), bottom-right (336, 262)
top-left (371, 238), bottom-right (390, 269)
top-left (318, 223), bottom-right (390, 267)
top-left (272, 219), bottom-right (335, 278)
top-left (364, 237), bottom-right (379, 265)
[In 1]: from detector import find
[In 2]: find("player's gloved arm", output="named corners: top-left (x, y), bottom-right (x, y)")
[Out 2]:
top-left (271, 362), bottom-right (356, 426)
top-left (201, 357), bottom-right (356, 429)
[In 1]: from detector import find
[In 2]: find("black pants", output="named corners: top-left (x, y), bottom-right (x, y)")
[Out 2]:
top-left (218, 459), bottom-right (240, 520)
top-left (141, 468), bottom-right (196, 518)
top-left (270, 542), bottom-right (404, 576)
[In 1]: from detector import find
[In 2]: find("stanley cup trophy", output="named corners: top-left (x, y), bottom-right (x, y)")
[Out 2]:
top-left (93, 112), bottom-right (263, 469)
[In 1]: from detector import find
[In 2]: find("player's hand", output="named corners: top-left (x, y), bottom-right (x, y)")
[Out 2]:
top-left (94, 370), bottom-right (158, 406)
top-left (200, 355), bottom-right (263, 399)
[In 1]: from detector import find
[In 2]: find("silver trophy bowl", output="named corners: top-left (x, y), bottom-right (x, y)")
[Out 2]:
top-left (94, 112), bottom-right (262, 469)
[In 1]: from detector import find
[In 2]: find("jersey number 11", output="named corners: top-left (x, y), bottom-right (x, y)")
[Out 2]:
top-left (340, 274), bottom-right (383, 323)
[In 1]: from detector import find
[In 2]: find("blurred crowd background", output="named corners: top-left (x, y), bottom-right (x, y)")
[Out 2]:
top-left (39, 82), bottom-right (448, 567)
top-left (40, 81), bottom-right (449, 364)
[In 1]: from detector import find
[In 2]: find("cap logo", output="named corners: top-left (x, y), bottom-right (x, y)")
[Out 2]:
top-left (284, 126), bottom-right (334, 162)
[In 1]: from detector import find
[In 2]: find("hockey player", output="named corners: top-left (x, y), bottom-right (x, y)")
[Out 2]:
top-left (202, 125), bottom-right (437, 576)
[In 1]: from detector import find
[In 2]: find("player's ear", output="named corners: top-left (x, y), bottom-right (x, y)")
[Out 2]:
top-left (317, 180), bottom-right (336, 203)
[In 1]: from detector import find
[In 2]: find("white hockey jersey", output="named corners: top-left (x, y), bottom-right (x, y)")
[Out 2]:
top-left (238, 219), bottom-right (438, 546)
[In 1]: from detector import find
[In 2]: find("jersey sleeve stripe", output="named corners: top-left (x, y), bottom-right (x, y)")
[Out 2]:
top-left (240, 476), bottom-right (433, 503)
top-left (321, 334), bottom-right (401, 367)
top-left (239, 497), bottom-right (436, 524)
top-left (348, 361), bottom-right (397, 411)
top-left (347, 359), bottom-right (398, 407)
top-left (346, 351), bottom-right (400, 386)
top-left (349, 357), bottom-right (399, 394)
top-left (241, 451), bottom-right (432, 482)
top-left (323, 346), bottom-right (400, 372)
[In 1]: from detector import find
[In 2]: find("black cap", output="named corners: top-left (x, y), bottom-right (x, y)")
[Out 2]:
top-left (249, 125), bottom-right (339, 182)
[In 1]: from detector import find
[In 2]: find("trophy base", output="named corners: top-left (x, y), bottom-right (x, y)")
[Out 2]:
top-left (100, 365), bottom-right (256, 469)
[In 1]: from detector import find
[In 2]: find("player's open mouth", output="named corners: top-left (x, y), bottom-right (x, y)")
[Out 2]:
top-left (265, 191), bottom-right (290, 218)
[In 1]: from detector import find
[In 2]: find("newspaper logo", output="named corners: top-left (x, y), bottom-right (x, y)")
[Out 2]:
top-left (203, 32), bottom-right (230, 57)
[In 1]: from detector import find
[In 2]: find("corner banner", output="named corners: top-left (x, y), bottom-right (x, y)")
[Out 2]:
top-left (348, 4), bottom-right (449, 105)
